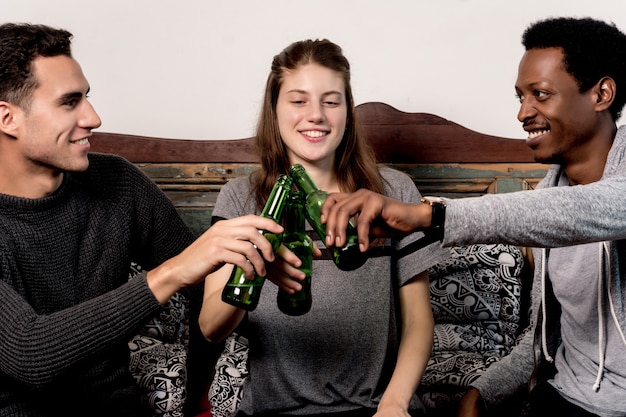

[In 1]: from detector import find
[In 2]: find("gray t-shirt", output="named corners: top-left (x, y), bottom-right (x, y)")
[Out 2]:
top-left (211, 168), bottom-right (448, 415)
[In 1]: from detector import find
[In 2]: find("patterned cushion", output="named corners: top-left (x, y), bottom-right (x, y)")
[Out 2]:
top-left (127, 263), bottom-right (190, 416)
top-left (128, 335), bottom-right (187, 415)
top-left (208, 332), bottom-right (249, 417)
top-left (418, 244), bottom-right (524, 412)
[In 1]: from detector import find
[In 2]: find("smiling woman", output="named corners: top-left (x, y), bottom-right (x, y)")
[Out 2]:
top-left (197, 38), bottom-right (449, 417)
top-left (276, 63), bottom-right (347, 168)
top-left (276, 66), bottom-right (344, 166)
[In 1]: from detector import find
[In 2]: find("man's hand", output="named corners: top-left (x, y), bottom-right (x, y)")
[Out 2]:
top-left (147, 215), bottom-right (284, 304)
top-left (321, 189), bottom-right (431, 251)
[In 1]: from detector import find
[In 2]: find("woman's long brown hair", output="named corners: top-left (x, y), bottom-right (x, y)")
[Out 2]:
top-left (252, 39), bottom-right (384, 209)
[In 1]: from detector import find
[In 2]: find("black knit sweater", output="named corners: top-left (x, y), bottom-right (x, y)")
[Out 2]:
top-left (0, 153), bottom-right (195, 416)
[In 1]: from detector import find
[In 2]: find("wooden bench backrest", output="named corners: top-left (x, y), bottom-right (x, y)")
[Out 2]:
top-left (90, 102), bottom-right (548, 235)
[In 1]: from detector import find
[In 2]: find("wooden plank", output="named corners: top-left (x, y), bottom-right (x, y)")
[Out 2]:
top-left (137, 162), bottom-right (547, 190)
top-left (86, 102), bottom-right (548, 235)
top-left (355, 102), bottom-right (535, 163)
top-left (152, 161), bottom-right (548, 235)
top-left (137, 163), bottom-right (260, 183)
top-left (90, 102), bottom-right (535, 164)
top-left (90, 134), bottom-right (258, 163)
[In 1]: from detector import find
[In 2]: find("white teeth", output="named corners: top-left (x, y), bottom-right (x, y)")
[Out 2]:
top-left (528, 130), bottom-right (550, 139)
top-left (72, 137), bottom-right (90, 145)
top-left (301, 130), bottom-right (327, 138)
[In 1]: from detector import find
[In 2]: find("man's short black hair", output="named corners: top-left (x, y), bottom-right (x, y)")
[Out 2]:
top-left (0, 23), bottom-right (73, 109)
top-left (523, 17), bottom-right (626, 120)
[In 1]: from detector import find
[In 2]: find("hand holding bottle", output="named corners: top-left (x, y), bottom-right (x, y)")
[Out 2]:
top-left (147, 214), bottom-right (283, 305)
top-left (289, 164), bottom-right (368, 271)
top-left (277, 190), bottom-right (313, 316)
top-left (264, 243), bottom-right (322, 291)
top-left (320, 188), bottom-right (431, 251)
top-left (221, 175), bottom-right (293, 311)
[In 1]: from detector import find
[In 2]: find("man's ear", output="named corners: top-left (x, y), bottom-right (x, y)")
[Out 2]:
top-left (594, 77), bottom-right (616, 111)
top-left (0, 101), bottom-right (20, 138)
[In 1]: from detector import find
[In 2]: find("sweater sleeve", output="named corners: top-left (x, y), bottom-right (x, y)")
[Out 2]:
top-left (0, 273), bottom-right (162, 388)
top-left (443, 126), bottom-right (626, 248)
top-left (101, 153), bottom-right (196, 268)
top-left (443, 176), bottom-right (626, 248)
top-left (0, 154), bottom-right (194, 388)
top-left (470, 327), bottom-right (535, 408)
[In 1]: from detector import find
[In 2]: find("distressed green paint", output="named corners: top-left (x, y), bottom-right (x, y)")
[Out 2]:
top-left (177, 208), bottom-right (214, 236)
top-left (388, 163), bottom-right (548, 180)
top-left (139, 161), bottom-right (549, 234)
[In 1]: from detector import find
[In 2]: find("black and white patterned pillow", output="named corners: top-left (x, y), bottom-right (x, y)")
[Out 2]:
top-left (208, 332), bottom-right (249, 417)
top-left (418, 244), bottom-right (525, 411)
top-left (127, 263), bottom-right (189, 417)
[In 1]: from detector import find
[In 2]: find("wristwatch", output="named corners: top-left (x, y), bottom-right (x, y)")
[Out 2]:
top-left (420, 196), bottom-right (446, 239)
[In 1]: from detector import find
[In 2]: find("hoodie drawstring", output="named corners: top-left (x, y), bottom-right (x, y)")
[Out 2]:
top-left (541, 243), bottom-right (620, 393)
top-left (541, 248), bottom-right (554, 363)
top-left (593, 242), bottom-right (608, 392)
top-left (607, 243), bottom-right (626, 349)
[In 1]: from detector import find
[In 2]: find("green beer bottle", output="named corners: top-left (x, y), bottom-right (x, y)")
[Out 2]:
top-left (288, 164), bottom-right (367, 271)
top-left (277, 190), bottom-right (313, 316)
top-left (221, 174), bottom-right (293, 310)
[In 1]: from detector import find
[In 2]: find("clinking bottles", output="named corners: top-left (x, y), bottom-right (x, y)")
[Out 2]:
top-left (288, 164), bottom-right (367, 271)
top-left (277, 190), bottom-right (313, 316)
top-left (221, 174), bottom-right (293, 311)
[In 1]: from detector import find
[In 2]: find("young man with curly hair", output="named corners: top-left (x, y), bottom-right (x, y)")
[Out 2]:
top-left (322, 17), bottom-right (626, 417)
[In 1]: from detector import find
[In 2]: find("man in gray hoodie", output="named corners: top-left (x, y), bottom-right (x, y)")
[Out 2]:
top-left (321, 17), bottom-right (626, 417)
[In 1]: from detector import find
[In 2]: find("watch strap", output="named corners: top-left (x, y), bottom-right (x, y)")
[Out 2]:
top-left (421, 197), bottom-right (446, 240)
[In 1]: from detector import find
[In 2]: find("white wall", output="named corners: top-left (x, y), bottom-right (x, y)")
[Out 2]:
top-left (4, 0), bottom-right (625, 140)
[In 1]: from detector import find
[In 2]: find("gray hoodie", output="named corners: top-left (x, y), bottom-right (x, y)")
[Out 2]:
top-left (441, 125), bottom-right (626, 412)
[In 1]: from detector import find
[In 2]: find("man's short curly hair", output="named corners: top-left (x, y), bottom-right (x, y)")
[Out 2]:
top-left (522, 17), bottom-right (626, 121)
top-left (0, 23), bottom-right (73, 110)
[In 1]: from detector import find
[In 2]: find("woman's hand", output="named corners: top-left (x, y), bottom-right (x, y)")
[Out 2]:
top-left (265, 243), bottom-right (322, 293)
top-left (457, 387), bottom-right (485, 417)
top-left (373, 402), bottom-right (411, 417)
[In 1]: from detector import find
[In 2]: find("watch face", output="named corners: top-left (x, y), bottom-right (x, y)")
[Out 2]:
top-left (422, 196), bottom-right (446, 206)
top-left (421, 196), bottom-right (446, 236)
